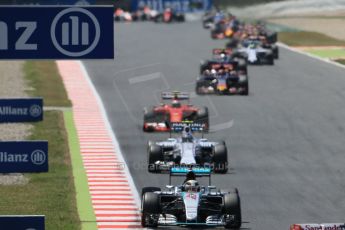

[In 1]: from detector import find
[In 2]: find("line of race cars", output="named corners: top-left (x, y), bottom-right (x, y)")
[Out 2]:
top-left (196, 11), bottom-right (279, 96)
top-left (114, 6), bottom-right (185, 23)
top-left (141, 90), bottom-right (241, 228)
top-left (139, 10), bottom-right (279, 229)
top-left (138, 10), bottom-right (344, 230)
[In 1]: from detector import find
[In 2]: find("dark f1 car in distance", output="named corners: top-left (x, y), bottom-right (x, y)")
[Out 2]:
top-left (200, 48), bottom-right (247, 74)
top-left (141, 167), bottom-right (242, 229)
top-left (153, 8), bottom-right (185, 23)
top-left (148, 122), bottom-right (228, 173)
top-left (143, 92), bottom-right (209, 132)
top-left (197, 57), bottom-right (249, 95)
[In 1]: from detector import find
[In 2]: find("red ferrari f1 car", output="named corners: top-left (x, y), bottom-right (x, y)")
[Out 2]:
top-left (143, 92), bottom-right (209, 132)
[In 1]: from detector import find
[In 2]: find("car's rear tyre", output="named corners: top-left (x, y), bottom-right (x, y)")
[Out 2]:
top-left (148, 144), bottom-right (162, 173)
top-left (141, 192), bottom-right (160, 227)
top-left (223, 193), bottom-right (242, 229)
top-left (266, 55), bottom-right (274, 65)
top-left (220, 188), bottom-right (239, 194)
top-left (237, 58), bottom-right (247, 73)
top-left (242, 81), bottom-right (249, 96)
top-left (143, 106), bottom-right (156, 132)
top-left (272, 45), bottom-right (279, 59)
top-left (196, 107), bottom-right (209, 131)
top-left (213, 144), bottom-right (228, 173)
top-left (196, 80), bottom-right (212, 95)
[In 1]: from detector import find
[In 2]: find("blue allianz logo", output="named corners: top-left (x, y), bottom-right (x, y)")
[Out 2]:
top-left (51, 7), bottom-right (100, 57)
top-left (29, 104), bottom-right (42, 118)
top-left (31, 150), bottom-right (46, 165)
top-left (0, 6), bottom-right (114, 59)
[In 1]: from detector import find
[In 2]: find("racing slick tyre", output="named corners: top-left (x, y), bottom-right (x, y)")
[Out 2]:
top-left (143, 106), bottom-right (156, 132)
top-left (267, 31), bottom-right (277, 43)
top-left (196, 107), bottom-right (209, 131)
top-left (265, 52), bottom-right (274, 65)
top-left (237, 58), bottom-right (247, 73)
top-left (220, 188), bottom-right (239, 194)
top-left (213, 144), bottom-right (228, 173)
top-left (142, 187), bottom-right (161, 197)
top-left (223, 193), bottom-right (242, 229)
top-left (272, 45), bottom-right (279, 59)
top-left (141, 192), bottom-right (160, 228)
top-left (148, 144), bottom-right (163, 173)
top-left (226, 38), bottom-right (238, 48)
top-left (241, 81), bottom-right (249, 96)
top-left (196, 80), bottom-right (212, 95)
top-left (148, 140), bottom-right (155, 150)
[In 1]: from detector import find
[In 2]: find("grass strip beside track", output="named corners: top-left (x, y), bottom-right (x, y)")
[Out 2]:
top-left (64, 110), bottom-right (97, 230)
top-left (335, 59), bottom-right (345, 65)
top-left (279, 31), bottom-right (345, 47)
top-left (24, 61), bottom-right (72, 107)
top-left (306, 49), bottom-right (345, 59)
top-left (0, 111), bottom-right (81, 230)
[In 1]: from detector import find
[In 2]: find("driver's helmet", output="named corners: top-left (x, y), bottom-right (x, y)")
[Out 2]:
top-left (172, 99), bottom-right (181, 108)
top-left (220, 53), bottom-right (226, 60)
top-left (203, 69), bottom-right (210, 76)
top-left (184, 180), bottom-right (200, 192)
top-left (249, 43), bottom-right (256, 49)
top-left (182, 126), bottom-right (193, 142)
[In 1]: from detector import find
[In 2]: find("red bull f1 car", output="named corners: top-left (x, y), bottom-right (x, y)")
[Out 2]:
top-left (143, 92), bottom-right (209, 132)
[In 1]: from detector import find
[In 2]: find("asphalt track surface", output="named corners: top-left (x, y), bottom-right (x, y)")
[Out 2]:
top-left (84, 22), bottom-right (345, 229)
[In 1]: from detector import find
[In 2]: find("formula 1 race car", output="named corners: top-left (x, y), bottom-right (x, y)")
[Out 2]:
top-left (153, 8), bottom-right (185, 23)
top-left (147, 123), bottom-right (228, 173)
top-left (290, 223), bottom-right (345, 230)
top-left (196, 72), bottom-right (248, 95)
top-left (200, 48), bottom-right (247, 74)
top-left (235, 39), bottom-right (275, 65)
top-left (141, 168), bottom-right (242, 229)
top-left (143, 92), bottom-right (209, 132)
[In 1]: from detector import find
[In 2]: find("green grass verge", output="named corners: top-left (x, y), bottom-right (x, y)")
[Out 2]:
top-left (335, 59), bottom-right (345, 65)
top-left (306, 49), bottom-right (345, 59)
top-left (279, 31), bottom-right (345, 47)
top-left (215, 0), bottom-right (286, 7)
top-left (64, 110), bottom-right (97, 230)
top-left (0, 111), bottom-right (80, 230)
top-left (24, 61), bottom-right (72, 107)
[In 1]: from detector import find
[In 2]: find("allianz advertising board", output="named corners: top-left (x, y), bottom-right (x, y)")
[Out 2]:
top-left (0, 5), bottom-right (113, 59)
top-left (0, 215), bottom-right (45, 230)
top-left (0, 141), bottom-right (48, 173)
top-left (0, 98), bottom-right (43, 123)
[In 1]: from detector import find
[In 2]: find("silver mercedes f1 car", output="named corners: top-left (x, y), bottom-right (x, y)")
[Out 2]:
top-left (147, 122), bottom-right (228, 173)
top-left (141, 168), bottom-right (242, 229)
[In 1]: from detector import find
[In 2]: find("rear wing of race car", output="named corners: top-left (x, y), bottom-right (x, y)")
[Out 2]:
top-left (201, 61), bottom-right (238, 72)
top-left (161, 91), bottom-right (189, 101)
top-left (171, 121), bottom-right (204, 133)
top-left (212, 48), bottom-right (233, 55)
top-left (290, 223), bottom-right (345, 230)
top-left (169, 167), bottom-right (211, 185)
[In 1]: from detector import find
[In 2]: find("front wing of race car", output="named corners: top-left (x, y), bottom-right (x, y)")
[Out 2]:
top-left (196, 78), bottom-right (248, 95)
top-left (143, 122), bottom-right (170, 132)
